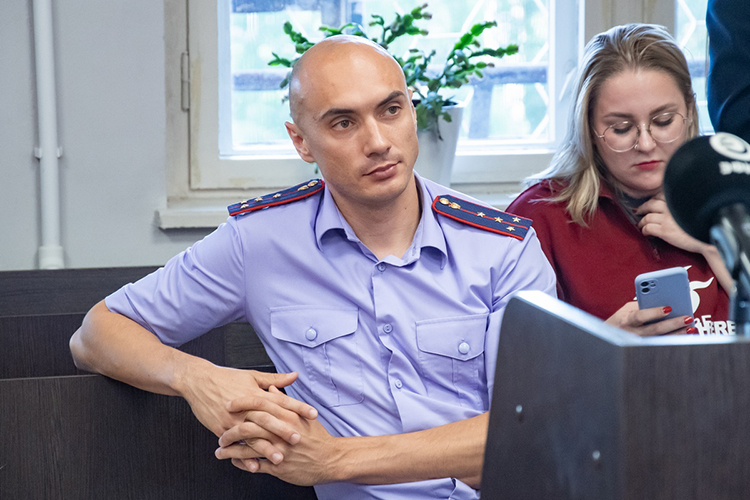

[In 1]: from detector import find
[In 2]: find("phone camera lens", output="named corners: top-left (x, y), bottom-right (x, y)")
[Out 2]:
top-left (641, 287), bottom-right (649, 293)
top-left (640, 281), bottom-right (648, 287)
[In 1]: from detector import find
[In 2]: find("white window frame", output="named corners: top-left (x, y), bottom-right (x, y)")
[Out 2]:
top-left (160, 0), bottom-right (677, 229)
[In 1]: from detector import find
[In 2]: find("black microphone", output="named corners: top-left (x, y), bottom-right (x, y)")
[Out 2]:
top-left (664, 132), bottom-right (750, 333)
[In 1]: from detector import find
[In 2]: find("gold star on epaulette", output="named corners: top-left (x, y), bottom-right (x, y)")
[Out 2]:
top-left (254, 197), bottom-right (263, 202)
top-left (431, 193), bottom-right (529, 240)
top-left (273, 193), bottom-right (282, 198)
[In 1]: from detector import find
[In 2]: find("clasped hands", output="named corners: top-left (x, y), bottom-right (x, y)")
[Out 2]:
top-left (214, 384), bottom-right (337, 486)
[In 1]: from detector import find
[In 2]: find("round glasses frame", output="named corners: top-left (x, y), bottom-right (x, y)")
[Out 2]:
top-left (593, 111), bottom-right (691, 153)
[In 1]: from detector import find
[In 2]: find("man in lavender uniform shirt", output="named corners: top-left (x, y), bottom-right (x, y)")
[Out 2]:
top-left (70, 35), bottom-right (556, 499)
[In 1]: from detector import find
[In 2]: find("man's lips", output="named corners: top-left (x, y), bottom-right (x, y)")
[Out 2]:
top-left (366, 162), bottom-right (398, 176)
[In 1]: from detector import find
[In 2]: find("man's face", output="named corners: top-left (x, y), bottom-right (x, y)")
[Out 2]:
top-left (286, 40), bottom-right (420, 212)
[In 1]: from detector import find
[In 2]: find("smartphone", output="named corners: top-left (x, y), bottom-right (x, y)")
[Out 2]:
top-left (635, 267), bottom-right (694, 326)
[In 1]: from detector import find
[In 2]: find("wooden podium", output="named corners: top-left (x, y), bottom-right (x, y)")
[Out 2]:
top-left (482, 291), bottom-right (750, 500)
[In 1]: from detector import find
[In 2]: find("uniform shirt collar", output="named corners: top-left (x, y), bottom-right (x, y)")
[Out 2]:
top-left (314, 173), bottom-right (448, 266)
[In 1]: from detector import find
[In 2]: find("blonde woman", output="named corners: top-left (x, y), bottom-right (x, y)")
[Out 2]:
top-left (507, 24), bottom-right (733, 335)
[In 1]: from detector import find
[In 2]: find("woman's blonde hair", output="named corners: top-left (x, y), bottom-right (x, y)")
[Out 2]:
top-left (525, 23), bottom-right (699, 226)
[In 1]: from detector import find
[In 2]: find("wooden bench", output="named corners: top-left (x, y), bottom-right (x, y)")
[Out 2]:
top-left (0, 267), bottom-right (317, 500)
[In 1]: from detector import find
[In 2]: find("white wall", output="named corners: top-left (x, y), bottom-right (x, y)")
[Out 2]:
top-left (0, 0), bottom-right (210, 271)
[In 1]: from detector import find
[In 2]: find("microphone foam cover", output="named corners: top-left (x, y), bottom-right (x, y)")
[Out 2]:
top-left (664, 133), bottom-right (750, 243)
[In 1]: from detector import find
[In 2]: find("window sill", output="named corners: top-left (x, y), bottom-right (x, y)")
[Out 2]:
top-left (156, 188), bottom-right (523, 230)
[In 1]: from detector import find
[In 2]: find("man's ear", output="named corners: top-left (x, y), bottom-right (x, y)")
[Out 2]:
top-left (285, 121), bottom-right (315, 163)
top-left (407, 88), bottom-right (418, 132)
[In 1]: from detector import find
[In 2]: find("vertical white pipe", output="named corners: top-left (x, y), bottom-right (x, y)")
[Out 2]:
top-left (33, 0), bottom-right (65, 269)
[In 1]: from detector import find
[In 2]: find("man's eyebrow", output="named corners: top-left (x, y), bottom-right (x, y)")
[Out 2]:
top-left (377, 91), bottom-right (407, 108)
top-left (317, 91), bottom-right (408, 122)
top-left (319, 106), bottom-right (355, 122)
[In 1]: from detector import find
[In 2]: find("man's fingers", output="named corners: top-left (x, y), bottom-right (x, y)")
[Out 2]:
top-left (220, 412), bottom-right (300, 446)
top-left (219, 420), bottom-right (265, 447)
top-left (215, 438), bottom-right (285, 465)
top-left (231, 457), bottom-right (260, 473)
top-left (269, 385), bottom-right (319, 419)
top-left (253, 370), bottom-right (298, 390)
top-left (227, 391), bottom-right (318, 420)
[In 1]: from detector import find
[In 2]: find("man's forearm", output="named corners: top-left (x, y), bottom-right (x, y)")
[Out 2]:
top-left (330, 412), bottom-right (488, 488)
top-left (70, 300), bottom-right (206, 396)
top-left (70, 301), bottom-right (317, 440)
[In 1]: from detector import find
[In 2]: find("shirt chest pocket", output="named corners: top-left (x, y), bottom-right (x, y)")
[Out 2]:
top-left (416, 314), bottom-right (489, 409)
top-left (270, 307), bottom-right (363, 408)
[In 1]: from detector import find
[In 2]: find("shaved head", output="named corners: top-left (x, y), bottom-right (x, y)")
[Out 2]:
top-left (288, 35), bottom-right (406, 125)
top-left (282, 33), bottom-right (419, 219)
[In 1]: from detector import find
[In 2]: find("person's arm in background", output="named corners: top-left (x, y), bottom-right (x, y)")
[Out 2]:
top-left (707, 0), bottom-right (750, 142)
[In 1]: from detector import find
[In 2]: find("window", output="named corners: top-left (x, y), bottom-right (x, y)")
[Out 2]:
top-left (185, 0), bottom-right (573, 195)
top-left (161, 0), bottom-right (706, 228)
top-left (675, 0), bottom-right (712, 134)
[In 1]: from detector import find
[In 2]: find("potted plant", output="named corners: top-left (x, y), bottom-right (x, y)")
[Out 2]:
top-left (268, 3), bottom-right (518, 185)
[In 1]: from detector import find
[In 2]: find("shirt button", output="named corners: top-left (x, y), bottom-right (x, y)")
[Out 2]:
top-left (458, 342), bottom-right (470, 355)
top-left (383, 323), bottom-right (393, 333)
top-left (377, 263), bottom-right (386, 272)
top-left (394, 379), bottom-right (403, 389)
top-left (305, 328), bottom-right (318, 341)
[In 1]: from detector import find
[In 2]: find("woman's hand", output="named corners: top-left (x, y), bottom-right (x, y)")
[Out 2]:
top-left (606, 301), bottom-right (696, 336)
top-left (637, 193), bottom-right (734, 292)
top-left (636, 194), bottom-right (708, 253)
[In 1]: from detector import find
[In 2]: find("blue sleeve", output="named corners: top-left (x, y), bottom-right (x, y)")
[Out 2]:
top-left (104, 219), bottom-right (247, 347)
top-left (707, 0), bottom-right (750, 141)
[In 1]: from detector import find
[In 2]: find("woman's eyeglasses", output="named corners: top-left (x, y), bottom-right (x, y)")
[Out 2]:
top-left (594, 112), bottom-right (690, 153)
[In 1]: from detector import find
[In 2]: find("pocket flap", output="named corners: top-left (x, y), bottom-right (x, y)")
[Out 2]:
top-left (270, 306), bottom-right (358, 348)
top-left (416, 314), bottom-right (488, 360)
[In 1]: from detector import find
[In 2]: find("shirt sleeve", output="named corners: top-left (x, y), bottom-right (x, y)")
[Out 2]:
top-left (485, 227), bottom-right (558, 401)
top-left (707, 0), bottom-right (750, 141)
top-left (105, 219), bottom-right (247, 347)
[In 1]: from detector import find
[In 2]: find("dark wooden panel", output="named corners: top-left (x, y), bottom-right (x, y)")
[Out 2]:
top-left (0, 314), bottom-right (273, 379)
top-left (0, 313), bottom-right (87, 379)
top-left (0, 266), bottom-right (158, 317)
top-left (0, 375), bottom-right (317, 500)
top-left (224, 322), bottom-right (275, 369)
top-left (624, 342), bottom-right (750, 499)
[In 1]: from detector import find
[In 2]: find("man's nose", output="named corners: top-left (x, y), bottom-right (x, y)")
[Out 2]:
top-left (363, 118), bottom-right (391, 156)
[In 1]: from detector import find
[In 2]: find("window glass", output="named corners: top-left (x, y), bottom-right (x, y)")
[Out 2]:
top-left (675, 0), bottom-right (711, 134)
top-left (224, 0), bottom-right (551, 156)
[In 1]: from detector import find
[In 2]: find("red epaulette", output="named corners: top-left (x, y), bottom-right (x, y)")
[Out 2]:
top-left (432, 195), bottom-right (532, 240)
top-left (228, 179), bottom-right (325, 217)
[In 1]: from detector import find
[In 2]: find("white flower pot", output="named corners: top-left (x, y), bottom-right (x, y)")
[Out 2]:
top-left (413, 103), bottom-right (464, 187)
